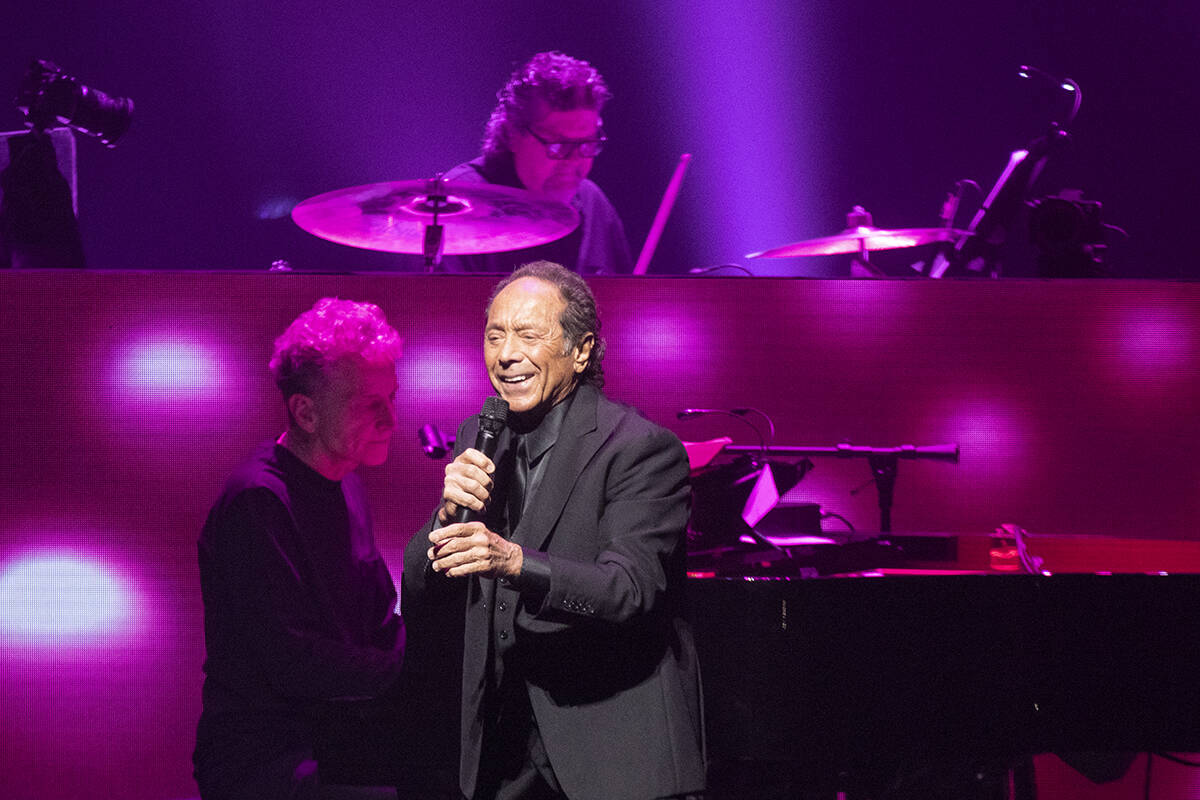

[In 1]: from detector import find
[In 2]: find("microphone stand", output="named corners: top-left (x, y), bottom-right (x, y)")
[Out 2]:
top-left (723, 443), bottom-right (959, 533)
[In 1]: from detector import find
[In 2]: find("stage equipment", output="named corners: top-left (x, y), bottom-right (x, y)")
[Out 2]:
top-left (16, 59), bottom-right (133, 147)
top-left (748, 205), bottom-right (969, 276)
top-left (676, 406), bottom-right (775, 456)
top-left (931, 64), bottom-right (1082, 278)
top-left (691, 573), bottom-right (1200, 798)
top-left (687, 453), bottom-right (812, 559)
top-left (686, 434), bottom-right (959, 577)
top-left (680, 407), bottom-right (800, 559)
top-left (291, 176), bottom-right (579, 270)
top-left (633, 153), bottom-right (691, 275)
top-left (1027, 189), bottom-right (1109, 277)
top-left (418, 423), bottom-right (454, 459)
top-left (3, 60), bottom-right (132, 269)
top-left (727, 443), bottom-right (957, 536)
top-left (452, 397), bottom-right (508, 524)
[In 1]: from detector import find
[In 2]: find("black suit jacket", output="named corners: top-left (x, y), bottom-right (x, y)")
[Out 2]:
top-left (403, 384), bottom-right (705, 800)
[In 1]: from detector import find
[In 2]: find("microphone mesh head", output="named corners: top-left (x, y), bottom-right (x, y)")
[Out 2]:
top-left (479, 396), bottom-right (509, 433)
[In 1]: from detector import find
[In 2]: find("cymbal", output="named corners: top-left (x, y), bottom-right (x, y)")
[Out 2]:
top-left (748, 226), bottom-right (969, 258)
top-left (291, 179), bottom-right (580, 254)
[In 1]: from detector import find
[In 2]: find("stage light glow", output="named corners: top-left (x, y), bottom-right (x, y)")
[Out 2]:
top-left (928, 398), bottom-right (1032, 483)
top-left (112, 335), bottom-right (226, 403)
top-left (1114, 307), bottom-right (1194, 374)
top-left (0, 551), bottom-right (135, 642)
top-left (608, 305), bottom-right (714, 377)
top-left (256, 195), bottom-right (300, 220)
top-left (652, 0), bottom-right (827, 274)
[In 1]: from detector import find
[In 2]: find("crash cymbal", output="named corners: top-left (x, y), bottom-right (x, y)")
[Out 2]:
top-left (749, 206), bottom-right (970, 259)
top-left (748, 225), bottom-right (970, 258)
top-left (291, 179), bottom-right (579, 254)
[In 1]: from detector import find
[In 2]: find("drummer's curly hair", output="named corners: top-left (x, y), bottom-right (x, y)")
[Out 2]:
top-left (487, 261), bottom-right (606, 389)
top-left (482, 51), bottom-right (611, 160)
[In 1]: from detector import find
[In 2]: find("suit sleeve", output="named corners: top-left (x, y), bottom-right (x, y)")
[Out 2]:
top-left (523, 426), bottom-right (690, 627)
top-left (401, 507), bottom-right (464, 614)
top-left (216, 489), bottom-right (404, 701)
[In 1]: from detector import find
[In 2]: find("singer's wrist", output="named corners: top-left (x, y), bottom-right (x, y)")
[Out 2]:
top-left (505, 541), bottom-right (523, 578)
top-left (501, 549), bottom-right (550, 597)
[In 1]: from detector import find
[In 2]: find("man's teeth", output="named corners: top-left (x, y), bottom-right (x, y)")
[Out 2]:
top-left (501, 375), bottom-right (531, 384)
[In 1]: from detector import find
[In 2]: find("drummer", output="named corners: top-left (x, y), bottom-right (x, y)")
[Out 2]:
top-left (437, 51), bottom-right (633, 274)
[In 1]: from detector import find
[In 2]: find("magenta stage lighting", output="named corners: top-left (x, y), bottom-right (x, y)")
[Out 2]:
top-left (396, 341), bottom-right (493, 417)
top-left (1110, 306), bottom-right (1196, 382)
top-left (113, 337), bottom-right (224, 401)
top-left (925, 397), bottom-right (1033, 486)
top-left (608, 302), bottom-right (714, 375)
top-left (651, 0), bottom-right (827, 275)
top-left (0, 549), bottom-right (141, 648)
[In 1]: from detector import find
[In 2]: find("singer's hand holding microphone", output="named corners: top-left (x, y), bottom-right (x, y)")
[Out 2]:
top-left (436, 447), bottom-right (495, 525)
top-left (428, 397), bottom-right (523, 580)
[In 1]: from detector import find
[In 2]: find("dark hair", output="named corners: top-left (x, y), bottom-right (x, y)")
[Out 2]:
top-left (487, 261), bottom-right (606, 388)
top-left (269, 297), bottom-right (402, 400)
top-left (482, 51), bottom-right (612, 160)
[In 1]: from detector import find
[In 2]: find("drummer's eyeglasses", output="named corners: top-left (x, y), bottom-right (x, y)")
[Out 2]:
top-left (523, 127), bottom-right (607, 159)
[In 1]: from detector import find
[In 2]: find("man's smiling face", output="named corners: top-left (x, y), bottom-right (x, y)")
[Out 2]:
top-left (484, 277), bottom-right (591, 419)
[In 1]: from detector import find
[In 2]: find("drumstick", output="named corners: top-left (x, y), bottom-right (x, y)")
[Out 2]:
top-left (633, 153), bottom-right (692, 275)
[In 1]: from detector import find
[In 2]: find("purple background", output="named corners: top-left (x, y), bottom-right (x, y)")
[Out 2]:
top-left (2, 0), bottom-right (1197, 277)
top-left (3, 1), bottom-right (1200, 796)
top-left (2, 272), bottom-right (1199, 798)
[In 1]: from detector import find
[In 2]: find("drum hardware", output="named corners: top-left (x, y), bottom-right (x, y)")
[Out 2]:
top-left (748, 205), bottom-right (971, 276)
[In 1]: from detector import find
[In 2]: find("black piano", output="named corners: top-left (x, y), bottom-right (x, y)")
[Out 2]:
top-left (689, 570), bottom-right (1200, 799)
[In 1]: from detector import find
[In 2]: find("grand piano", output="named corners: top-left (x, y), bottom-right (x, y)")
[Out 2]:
top-left (686, 525), bottom-right (1200, 799)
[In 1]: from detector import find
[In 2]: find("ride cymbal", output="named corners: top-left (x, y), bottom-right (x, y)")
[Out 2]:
top-left (291, 178), bottom-right (579, 254)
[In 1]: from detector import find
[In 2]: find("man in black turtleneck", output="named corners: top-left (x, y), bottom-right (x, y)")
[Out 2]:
top-left (437, 51), bottom-right (632, 275)
top-left (194, 298), bottom-right (406, 800)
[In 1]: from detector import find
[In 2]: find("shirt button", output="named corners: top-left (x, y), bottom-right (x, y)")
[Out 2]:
top-left (499, 630), bottom-right (509, 640)
top-left (498, 601), bottom-right (508, 611)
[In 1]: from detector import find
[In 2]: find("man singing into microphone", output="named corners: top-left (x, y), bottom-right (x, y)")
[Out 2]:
top-left (403, 262), bottom-right (705, 800)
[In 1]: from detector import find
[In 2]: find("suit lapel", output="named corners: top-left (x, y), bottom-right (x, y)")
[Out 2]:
top-left (510, 385), bottom-right (608, 551)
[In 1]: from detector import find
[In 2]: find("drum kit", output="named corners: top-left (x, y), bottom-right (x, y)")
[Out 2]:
top-left (292, 175), bottom-right (970, 274)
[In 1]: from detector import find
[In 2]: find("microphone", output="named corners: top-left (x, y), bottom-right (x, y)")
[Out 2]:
top-left (676, 407), bottom-right (729, 419)
top-left (676, 407), bottom-right (773, 454)
top-left (454, 396), bottom-right (509, 524)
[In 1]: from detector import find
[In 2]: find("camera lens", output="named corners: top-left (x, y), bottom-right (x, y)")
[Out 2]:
top-left (16, 60), bottom-right (133, 147)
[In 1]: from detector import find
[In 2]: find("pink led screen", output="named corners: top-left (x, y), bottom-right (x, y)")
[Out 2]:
top-left (2, 272), bottom-right (1199, 799)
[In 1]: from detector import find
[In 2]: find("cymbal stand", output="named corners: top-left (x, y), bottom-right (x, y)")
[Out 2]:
top-left (422, 174), bottom-right (447, 272)
top-left (846, 205), bottom-right (885, 277)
